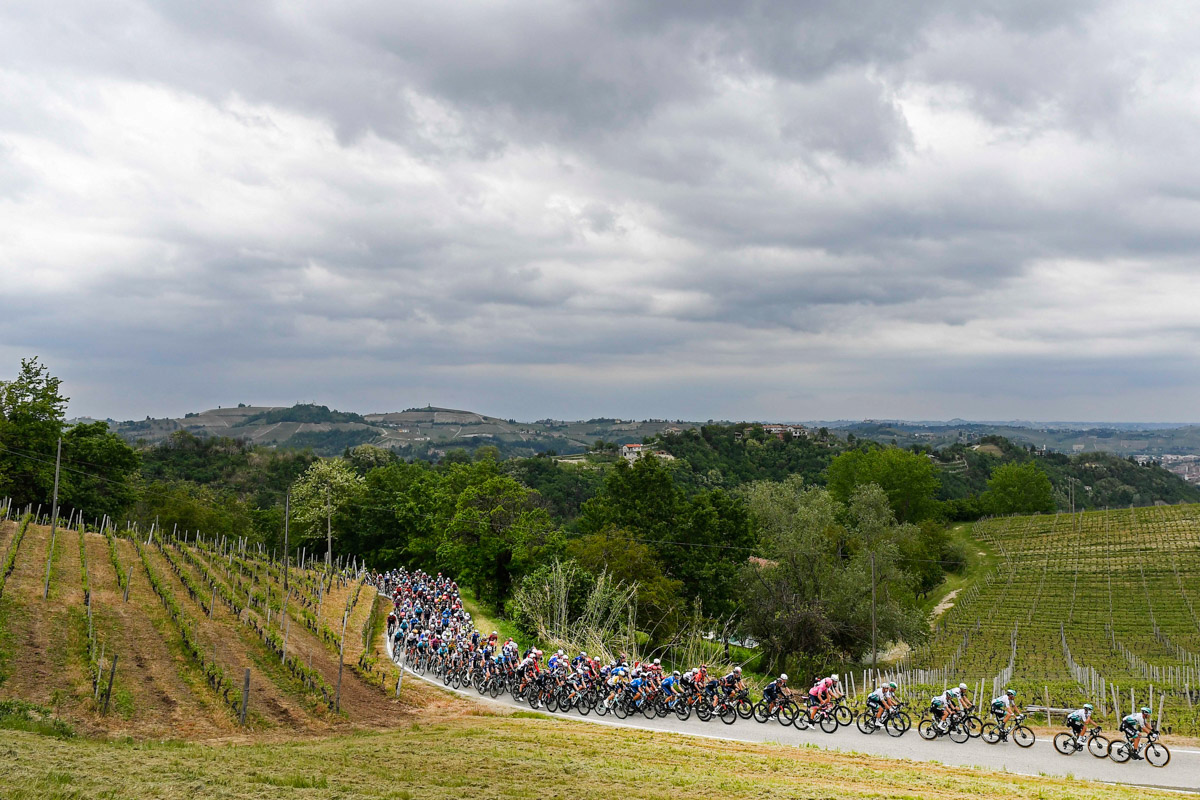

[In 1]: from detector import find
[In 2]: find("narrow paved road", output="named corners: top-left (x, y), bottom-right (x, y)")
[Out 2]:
top-left (386, 635), bottom-right (1200, 792)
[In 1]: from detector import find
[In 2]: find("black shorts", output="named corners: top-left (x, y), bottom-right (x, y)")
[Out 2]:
top-left (1067, 719), bottom-right (1083, 734)
top-left (806, 694), bottom-right (820, 707)
top-left (866, 696), bottom-right (882, 710)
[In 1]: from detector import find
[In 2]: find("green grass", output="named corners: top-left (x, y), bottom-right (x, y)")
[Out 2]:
top-left (0, 699), bottom-right (75, 739)
top-left (0, 714), bottom-right (1183, 800)
top-left (918, 522), bottom-right (999, 617)
top-left (458, 587), bottom-right (525, 648)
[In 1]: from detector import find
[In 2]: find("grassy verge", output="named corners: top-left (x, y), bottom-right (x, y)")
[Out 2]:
top-left (918, 522), bottom-right (998, 618)
top-left (458, 587), bottom-right (525, 648)
top-left (0, 713), bottom-right (1180, 800)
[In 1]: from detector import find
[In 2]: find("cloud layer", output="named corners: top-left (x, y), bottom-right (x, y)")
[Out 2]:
top-left (2, 0), bottom-right (1199, 422)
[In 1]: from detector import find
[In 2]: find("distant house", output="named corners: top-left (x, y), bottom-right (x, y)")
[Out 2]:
top-left (619, 443), bottom-right (676, 462)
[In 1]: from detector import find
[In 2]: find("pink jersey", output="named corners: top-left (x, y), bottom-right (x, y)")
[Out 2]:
top-left (810, 677), bottom-right (834, 696)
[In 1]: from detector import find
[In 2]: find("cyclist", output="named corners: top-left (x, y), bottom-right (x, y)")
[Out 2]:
top-left (1065, 703), bottom-right (1094, 748)
top-left (806, 674), bottom-right (835, 721)
top-left (956, 682), bottom-right (973, 711)
top-left (604, 664), bottom-right (629, 709)
top-left (990, 688), bottom-right (1017, 729)
top-left (1121, 706), bottom-right (1153, 760)
top-left (763, 673), bottom-right (790, 713)
top-left (866, 681), bottom-right (898, 728)
top-left (662, 670), bottom-right (683, 708)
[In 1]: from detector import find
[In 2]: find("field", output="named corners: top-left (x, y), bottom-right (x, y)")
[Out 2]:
top-left (902, 504), bottom-right (1200, 734)
top-left (1, 710), bottom-right (1186, 800)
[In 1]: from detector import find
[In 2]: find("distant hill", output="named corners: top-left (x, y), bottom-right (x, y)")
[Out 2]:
top-left (105, 404), bottom-right (701, 457)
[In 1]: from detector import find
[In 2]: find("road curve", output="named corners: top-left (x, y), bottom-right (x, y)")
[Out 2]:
top-left (384, 633), bottom-right (1200, 792)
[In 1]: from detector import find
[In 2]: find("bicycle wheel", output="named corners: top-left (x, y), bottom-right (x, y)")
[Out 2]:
top-left (1087, 734), bottom-right (1108, 758)
top-left (736, 699), bottom-right (754, 719)
top-left (948, 725), bottom-right (969, 744)
top-left (577, 695), bottom-right (591, 716)
top-left (963, 714), bottom-right (982, 738)
top-left (696, 701), bottom-right (712, 722)
top-left (719, 705), bottom-right (738, 725)
top-left (1013, 725), bottom-right (1035, 748)
top-left (1053, 733), bottom-right (1075, 755)
top-left (675, 702), bottom-right (691, 722)
top-left (918, 718), bottom-right (938, 740)
top-left (793, 712), bottom-right (810, 730)
top-left (886, 712), bottom-right (910, 738)
top-left (820, 714), bottom-right (839, 734)
top-left (835, 705), bottom-right (854, 726)
top-left (612, 700), bottom-right (628, 719)
top-left (753, 702), bottom-right (770, 723)
top-left (1146, 742), bottom-right (1170, 767)
top-left (545, 693), bottom-right (559, 713)
top-left (1108, 740), bottom-right (1130, 763)
top-left (595, 698), bottom-right (610, 717)
top-left (856, 712), bottom-right (877, 735)
top-left (780, 702), bottom-right (799, 727)
top-left (981, 723), bottom-right (1001, 744)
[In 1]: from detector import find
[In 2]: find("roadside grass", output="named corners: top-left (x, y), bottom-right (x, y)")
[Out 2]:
top-left (0, 714), bottom-right (1180, 800)
top-left (458, 587), bottom-right (525, 648)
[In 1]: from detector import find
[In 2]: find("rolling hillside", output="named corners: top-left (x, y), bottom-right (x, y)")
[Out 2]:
top-left (103, 404), bottom-right (699, 457)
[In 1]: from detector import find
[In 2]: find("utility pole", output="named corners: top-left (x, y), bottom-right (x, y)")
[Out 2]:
top-left (283, 491), bottom-right (290, 594)
top-left (326, 484), bottom-right (332, 571)
top-left (42, 438), bottom-right (62, 600)
top-left (870, 551), bottom-right (877, 673)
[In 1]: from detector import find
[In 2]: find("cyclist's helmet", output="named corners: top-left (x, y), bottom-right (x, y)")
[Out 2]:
top-left (1005, 689), bottom-right (1015, 697)
top-left (673, 670), bottom-right (681, 677)
top-left (831, 673), bottom-right (839, 682)
top-left (1141, 706), bottom-right (1152, 715)
top-left (888, 682), bottom-right (897, 689)
top-left (653, 658), bottom-right (661, 666)
top-left (780, 673), bottom-right (788, 681)
top-left (492, 631), bottom-right (498, 636)
top-left (959, 683), bottom-right (967, 691)
top-left (734, 667), bottom-right (742, 674)
top-left (1083, 703), bottom-right (1093, 711)
top-left (558, 650), bottom-right (565, 656)
top-left (580, 651), bottom-right (587, 657)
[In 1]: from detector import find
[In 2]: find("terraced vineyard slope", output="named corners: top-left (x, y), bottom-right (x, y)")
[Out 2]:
top-left (902, 504), bottom-right (1200, 734)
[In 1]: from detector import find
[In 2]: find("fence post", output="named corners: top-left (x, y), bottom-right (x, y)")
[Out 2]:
top-left (124, 567), bottom-right (133, 602)
top-left (240, 668), bottom-right (251, 725)
top-left (102, 654), bottom-right (119, 713)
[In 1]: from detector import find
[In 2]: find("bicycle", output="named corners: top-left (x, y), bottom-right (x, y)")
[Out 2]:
top-left (753, 693), bottom-right (800, 726)
top-left (1108, 728), bottom-right (1170, 767)
top-left (1053, 725), bottom-right (1108, 758)
top-left (856, 702), bottom-right (910, 737)
top-left (918, 711), bottom-right (969, 743)
top-left (798, 700), bottom-right (840, 733)
top-left (981, 713), bottom-right (1035, 747)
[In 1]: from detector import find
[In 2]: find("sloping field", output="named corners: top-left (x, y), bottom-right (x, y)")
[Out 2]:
top-left (905, 505), bottom-right (1200, 734)
top-left (0, 520), bottom-right (451, 740)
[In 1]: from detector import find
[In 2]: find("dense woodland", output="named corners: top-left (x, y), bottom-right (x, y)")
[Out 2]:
top-left (2, 357), bottom-right (1198, 671)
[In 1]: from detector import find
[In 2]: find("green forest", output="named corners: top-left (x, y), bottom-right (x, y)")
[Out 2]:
top-left (3, 357), bottom-right (1198, 673)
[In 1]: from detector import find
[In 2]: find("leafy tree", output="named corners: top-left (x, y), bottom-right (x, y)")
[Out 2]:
top-left (826, 446), bottom-right (942, 524)
top-left (566, 529), bottom-right (684, 636)
top-left (739, 476), bottom-right (927, 670)
top-left (288, 458), bottom-right (364, 559)
top-left (60, 421), bottom-right (140, 519)
top-left (437, 468), bottom-right (560, 604)
top-left (982, 461), bottom-right (1054, 515)
top-left (0, 358), bottom-right (68, 507)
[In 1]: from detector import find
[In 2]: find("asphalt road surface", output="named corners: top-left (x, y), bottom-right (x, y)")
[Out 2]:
top-left (384, 635), bottom-right (1199, 792)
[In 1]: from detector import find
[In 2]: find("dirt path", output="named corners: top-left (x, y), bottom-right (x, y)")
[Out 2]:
top-left (931, 589), bottom-right (961, 620)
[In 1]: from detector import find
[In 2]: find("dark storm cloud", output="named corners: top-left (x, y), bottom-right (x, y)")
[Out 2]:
top-left (1, 0), bottom-right (1198, 422)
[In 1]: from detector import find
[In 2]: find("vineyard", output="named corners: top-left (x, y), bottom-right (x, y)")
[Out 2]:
top-left (0, 505), bottom-right (447, 739)
top-left (899, 504), bottom-right (1200, 734)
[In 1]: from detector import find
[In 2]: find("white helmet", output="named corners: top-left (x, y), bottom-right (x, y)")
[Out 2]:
top-left (557, 650), bottom-right (564, 656)
top-left (780, 673), bottom-right (788, 681)
top-left (580, 651), bottom-right (587, 657)
top-left (831, 673), bottom-right (839, 681)
top-left (734, 667), bottom-right (742, 674)
top-left (653, 658), bottom-right (661, 665)
top-left (959, 683), bottom-right (968, 691)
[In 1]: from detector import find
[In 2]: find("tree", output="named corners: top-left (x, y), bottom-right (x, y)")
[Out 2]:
top-left (288, 458), bottom-right (364, 559)
top-left (0, 357), bottom-right (68, 507)
top-left (567, 529), bottom-right (684, 636)
top-left (60, 421), bottom-right (140, 519)
top-left (739, 476), bottom-right (927, 670)
top-left (982, 462), bottom-right (1054, 515)
top-left (437, 471), bottom-right (560, 604)
top-left (826, 446), bottom-right (942, 524)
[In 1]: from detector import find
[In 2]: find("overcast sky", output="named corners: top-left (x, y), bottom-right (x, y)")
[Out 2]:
top-left (2, 1), bottom-right (1199, 423)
